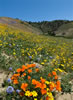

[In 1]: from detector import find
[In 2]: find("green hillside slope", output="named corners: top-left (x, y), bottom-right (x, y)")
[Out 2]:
top-left (55, 22), bottom-right (73, 37)
top-left (28, 20), bottom-right (70, 35)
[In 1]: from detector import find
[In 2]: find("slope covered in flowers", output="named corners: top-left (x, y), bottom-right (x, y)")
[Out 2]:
top-left (0, 23), bottom-right (73, 100)
top-left (0, 23), bottom-right (73, 72)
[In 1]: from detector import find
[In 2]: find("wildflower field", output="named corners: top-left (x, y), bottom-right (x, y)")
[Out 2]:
top-left (0, 23), bottom-right (73, 100)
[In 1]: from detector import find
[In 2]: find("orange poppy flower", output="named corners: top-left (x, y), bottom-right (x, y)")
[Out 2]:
top-left (22, 65), bottom-right (26, 69)
top-left (27, 64), bottom-right (32, 68)
top-left (49, 85), bottom-right (54, 91)
top-left (32, 79), bottom-right (37, 85)
top-left (31, 64), bottom-right (36, 67)
top-left (35, 68), bottom-right (39, 72)
top-left (14, 73), bottom-right (20, 77)
top-left (40, 83), bottom-right (46, 89)
top-left (21, 83), bottom-right (28, 91)
top-left (40, 78), bottom-right (46, 84)
top-left (54, 75), bottom-right (58, 80)
top-left (35, 82), bottom-right (41, 88)
top-left (22, 65), bottom-right (27, 72)
top-left (22, 73), bottom-right (26, 77)
top-left (28, 69), bottom-right (32, 74)
top-left (28, 76), bottom-right (31, 80)
top-left (13, 79), bottom-right (19, 84)
top-left (56, 86), bottom-right (61, 91)
top-left (11, 75), bottom-right (15, 80)
top-left (41, 89), bottom-right (47, 95)
top-left (11, 74), bottom-right (20, 80)
top-left (49, 82), bottom-right (55, 91)
top-left (48, 73), bottom-right (52, 77)
top-left (56, 80), bottom-right (60, 85)
top-left (17, 68), bottom-right (22, 73)
top-left (52, 71), bottom-right (57, 76)
top-left (56, 81), bottom-right (61, 91)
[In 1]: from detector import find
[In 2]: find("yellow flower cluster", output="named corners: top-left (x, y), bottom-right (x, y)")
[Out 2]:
top-left (25, 90), bottom-right (38, 97)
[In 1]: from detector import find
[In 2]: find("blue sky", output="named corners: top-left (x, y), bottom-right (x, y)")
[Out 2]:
top-left (0, 0), bottom-right (73, 22)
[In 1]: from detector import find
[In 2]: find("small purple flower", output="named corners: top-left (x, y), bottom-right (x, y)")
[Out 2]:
top-left (9, 67), bottom-right (12, 71)
top-left (6, 86), bottom-right (14, 94)
top-left (36, 65), bottom-right (39, 68)
top-left (13, 71), bottom-right (16, 74)
top-left (29, 56), bottom-right (32, 59)
top-left (9, 44), bottom-right (11, 46)
top-left (7, 78), bottom-right (11, 83)
top-left (16, 89), bottom-right (21, 93)
top-left (49, 56), bottom-right (52, 59)
top-left (29, 62), bottom-right (31, 64)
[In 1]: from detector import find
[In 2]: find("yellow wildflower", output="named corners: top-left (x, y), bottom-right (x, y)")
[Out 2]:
top-left (31, 91), bottom-right (38, 97)
top-left (34, 98), bottom-right (37, 100)
top-left (25, 91), bottom-right (31, 97)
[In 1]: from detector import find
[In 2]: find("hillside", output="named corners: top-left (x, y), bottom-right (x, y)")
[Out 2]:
top-left (28, 20), bottom-right (73, 38)
top-left (0, 17), bottom-right (73, 38)
top-left (55, 22), bottom-right (73, 37)
top-left (0, 17), bottom-right (73, 100)
top-left (28, 20), bottom-right (71, 35)
top-left (0, 17), bottom-right (43, 34)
